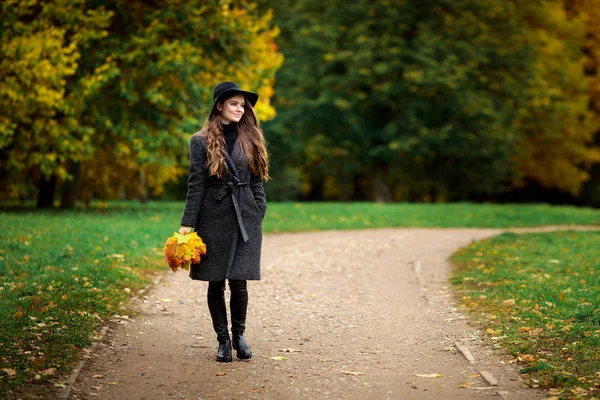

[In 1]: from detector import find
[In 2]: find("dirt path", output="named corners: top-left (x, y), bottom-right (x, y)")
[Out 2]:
top-left (64, 226), bottom-right (596, 399)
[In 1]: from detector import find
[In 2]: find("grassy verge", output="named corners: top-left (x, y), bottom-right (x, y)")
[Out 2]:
top-left (0, 208), bottom-right (172, 396)
top-left (263, 202), bottom-right (600, 231)
top-left (450, 231), bottom-right (600, 397)
top-left (1, 201), bottom-right (598, 396)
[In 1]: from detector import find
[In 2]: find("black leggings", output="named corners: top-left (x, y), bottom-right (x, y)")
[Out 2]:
top-left (207, 279), bottom-right (247, 296)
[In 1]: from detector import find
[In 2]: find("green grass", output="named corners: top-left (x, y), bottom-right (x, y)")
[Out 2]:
top-left (0, 207), bottom-right (172, 396)
top-left (0, 200), bottom-right (598, 396)
top-left (450, 231), bottom-right (600, 396)
top-left (263, 202), bottom-right (600, 231)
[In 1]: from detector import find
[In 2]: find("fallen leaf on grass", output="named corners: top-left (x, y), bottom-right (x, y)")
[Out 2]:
top-left (416, 373), bottom-right (442, 378)
top-left (518, 354), bottom-right (535, 363)
top-left (518, 327), bottom-right (532, 333)
top-left (215, 372), bottom-right (226, 377)
top-left (40, 368), bottom-right (56, 376)
top-left (530, 328), bottom-right (543, 336)
top-left (270, 356), bottom-right (288, 361)
top-left (53, 383), bottom-right (67, 389)
top-left (341, 371), bottom-right (363, 376)
top-left (1, 368), bottom-right (16, 377)
top-left (571, 387), bottom-right (589, 396)
top-left (486, 328), bottom-right (501, 335)
top-left (502, 299), bottom-right (516, 307)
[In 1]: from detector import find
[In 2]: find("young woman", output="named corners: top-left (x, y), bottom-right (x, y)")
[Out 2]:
top-left (179, 81), bottom-right (269, 362)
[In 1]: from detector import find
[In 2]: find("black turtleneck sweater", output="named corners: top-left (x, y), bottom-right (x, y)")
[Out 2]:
top-left (222, 122), bottom-right (261, 182)
top-left (222, 122), bottom-right (237, 155)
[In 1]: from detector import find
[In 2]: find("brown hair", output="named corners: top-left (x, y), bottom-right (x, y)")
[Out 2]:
top-left (201, 95), bottom-right (270, 180)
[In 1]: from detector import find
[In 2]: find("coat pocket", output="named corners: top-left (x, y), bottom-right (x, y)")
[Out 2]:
top-left (246, 188), bottom-right (261, 212)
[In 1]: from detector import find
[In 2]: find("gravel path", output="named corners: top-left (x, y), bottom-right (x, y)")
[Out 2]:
top-left (65, 227), bottom-right (595, 400)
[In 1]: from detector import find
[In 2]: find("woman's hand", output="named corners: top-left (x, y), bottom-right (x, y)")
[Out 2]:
top-left (179, 226), bottom-right (193, 235)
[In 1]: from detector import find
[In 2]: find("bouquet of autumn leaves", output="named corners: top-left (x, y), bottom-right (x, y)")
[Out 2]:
top-left (163, 232), bottom-right (207, 272)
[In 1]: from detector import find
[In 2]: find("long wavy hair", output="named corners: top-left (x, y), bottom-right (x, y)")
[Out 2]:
top-left (201, 94), bottom-right (270, 180)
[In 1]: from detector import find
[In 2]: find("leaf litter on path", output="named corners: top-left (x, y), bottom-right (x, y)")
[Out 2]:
top-left (416, 373), bottom-right (442, 378)
top-left (278, 348), bottom-right (301, 353)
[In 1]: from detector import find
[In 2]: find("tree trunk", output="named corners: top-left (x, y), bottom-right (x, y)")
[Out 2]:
top-left (351, 173), bottom-right (370, 201)
top-left (119, 187), bottom-right (127, 201)
top-left (37, 174), bottom-right (57, 208)
top-left (60, 160), bottom-right (81, 209)
top-left (306, 176), bottom-right (324, 201)
top-left (373, 164), bottom-right (393, 203)
top-left (139, 170), bottom-right (148, 203)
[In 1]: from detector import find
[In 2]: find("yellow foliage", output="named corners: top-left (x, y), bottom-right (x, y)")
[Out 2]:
top-left (512, 1), bottom-right (600, 195)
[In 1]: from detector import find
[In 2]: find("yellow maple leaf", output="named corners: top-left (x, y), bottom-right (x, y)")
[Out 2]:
top-left (174, 232), bottom-right (193, 244)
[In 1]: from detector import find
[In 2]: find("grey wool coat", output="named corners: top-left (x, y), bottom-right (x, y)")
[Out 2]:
top-left (180, 131), bottom-right (267, 281)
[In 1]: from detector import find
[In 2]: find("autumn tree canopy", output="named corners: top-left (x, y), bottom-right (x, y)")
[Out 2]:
top-left (0, 0), bottom-right (283, 208)
top-left (2, 0), bottom-right (599, 206)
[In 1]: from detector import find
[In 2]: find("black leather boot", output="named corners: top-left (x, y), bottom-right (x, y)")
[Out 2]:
top-left (208, 281), bottom-right (232, 362)
top-left (229, 280), bottom-right (252, 359)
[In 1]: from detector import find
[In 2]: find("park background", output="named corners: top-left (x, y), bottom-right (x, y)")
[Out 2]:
top-left (1, 0), bottom-right (600, 399)
top-left (2, 0), bottom-right (600, 207)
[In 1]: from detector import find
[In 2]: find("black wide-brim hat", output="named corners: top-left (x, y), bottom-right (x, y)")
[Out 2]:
top-left (212, 81), bottom-right (259, 107)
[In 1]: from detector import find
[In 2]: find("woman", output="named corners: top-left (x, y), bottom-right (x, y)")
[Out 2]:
top-left (179, 81), bottom-right (269, 362)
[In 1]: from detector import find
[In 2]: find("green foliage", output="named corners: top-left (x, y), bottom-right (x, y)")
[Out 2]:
top-left (451, 231), bottom-right (600, 392)
top-left (264, 0), bottom-right (600, 201)
top-left (0, 0), bottom-right (283, 206)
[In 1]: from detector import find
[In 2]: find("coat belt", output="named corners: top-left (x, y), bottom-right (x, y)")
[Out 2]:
top-left (209, 177), bottom-right (249, 242)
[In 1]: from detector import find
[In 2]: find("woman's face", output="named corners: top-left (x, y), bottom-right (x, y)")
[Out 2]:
top-left (217, 94), bottom-right (245, 124)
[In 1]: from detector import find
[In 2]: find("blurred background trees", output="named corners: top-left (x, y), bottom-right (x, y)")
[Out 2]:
top-left (1, 0), bottom-right (599, 207)
top-left (262, 0), bottom-right (600, 204)
top-left (0, 0), bottom-right (282, 208)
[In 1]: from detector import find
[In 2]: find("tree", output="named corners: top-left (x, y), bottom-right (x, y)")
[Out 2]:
top-left (0, 0), bottom-right (113, 206)
top-left (265, 0), bottom-right (536, 201)
top-left (263, 0), bottom-right (599, 202)
top-left (511, 1), bottom-right (600, 196)
top-left (565, 0), bottom-right (600, 205)
top-left (0, 0), bottom-right (283, 207)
